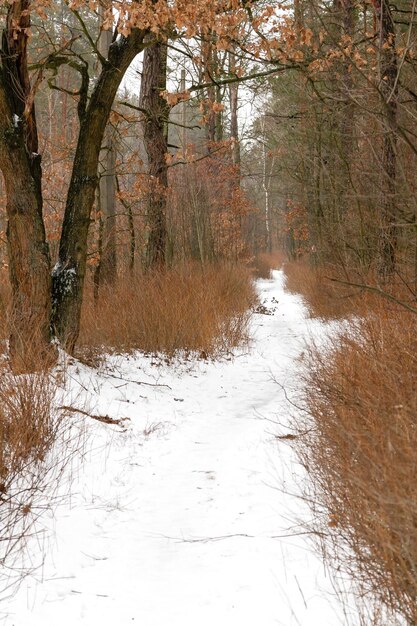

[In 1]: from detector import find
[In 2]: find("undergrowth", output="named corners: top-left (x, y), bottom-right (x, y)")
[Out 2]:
top-left (0, 337), bottom-right (85, 596)
top-left (78, 262), bottom-right (257, 357)
top-left (286, 258), bottom-right (417, 624)
top-left (251, 251), bottom-right (284, 279)
top-left (0, 364), bottom-right (77, 593)
top-left (283, 259), bottom-right (368, 319)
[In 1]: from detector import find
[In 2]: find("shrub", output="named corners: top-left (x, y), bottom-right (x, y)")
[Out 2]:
top-left (0, 368), bottom-right (62, 572)
top-left (0, 269), bottom-right (9, 346)
top-left (79, 262), bottom-right (257, 357)
top-left (293, 301), bottom-right (417, 624)
top-left (283, 260), bottom-right (367, 320)
top-left (0, 374), bottom-right (55, 480)
top-left (251, 252), bottom-right (284, 279)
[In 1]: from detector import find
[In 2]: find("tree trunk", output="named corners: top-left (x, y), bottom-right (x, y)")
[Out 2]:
top-left (260, 117), bottom-right (273, 254)
top-left (335, 0), bottom-right (356, 163)
top-left (97, 17), bottom-right (117, 287)
top-left (139, 41), bottom-right (169, 269)
top-left (374, 0), bottom-right (398, 278)
top-left (0, 2), bottom-right (53, 372)
top-left (202, 35), bottom-right (223, 149)
top-left (116, 174), bottom-right (136, 274)
top-left (52, 28), bottom-right (146, 352)
top-left (333, 0), bottom-right (356, 214)
top-left (228, 50), bottom-right (241, 177)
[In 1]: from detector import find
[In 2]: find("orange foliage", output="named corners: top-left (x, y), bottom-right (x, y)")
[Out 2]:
top-left (283, 200), bottom-right (310, 256)
top-left (168, 143), bottom-right (257, 263)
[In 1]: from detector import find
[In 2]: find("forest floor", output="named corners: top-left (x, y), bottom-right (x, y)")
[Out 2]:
top-left (2, 270), bottom-right (355, 626)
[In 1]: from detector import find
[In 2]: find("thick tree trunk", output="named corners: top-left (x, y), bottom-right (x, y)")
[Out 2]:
top-left (0, 2), bottom-right (53, 372)
top-left (52, 29), bottom-right (146, 352)
top-left (98, 132), bottom-right (117, 284)
top-left (97, 19), bottom-right (117, 287)
top-left (115, 174), bottom-right (136, 274)
top-left (0, 96), bottom-right (52, 371)
top-left (139, 41), bottom-right (169, 269)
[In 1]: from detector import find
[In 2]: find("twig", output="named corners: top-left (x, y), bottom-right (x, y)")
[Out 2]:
top-left (326, 277), bottom-right (417, 315)
top-left (58, 405), bottom-right (130, 427)
top-left (101, 372), bottom-right (172, 390)
top-left (158, 530), bottom-right (326, 543)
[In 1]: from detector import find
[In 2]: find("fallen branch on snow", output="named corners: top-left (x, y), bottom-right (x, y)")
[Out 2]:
top-left (58, 405), bottom-right (130, 427)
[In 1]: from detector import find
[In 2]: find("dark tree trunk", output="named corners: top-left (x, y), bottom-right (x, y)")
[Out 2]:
top-left (228, 50), bottom-right (240, 178)
top-left (52, 29), bottom-right (146, 352)
top-left (331, 0), bottom-right (357, 263)
top-left (0, 1), bottom-right (54, 372)
top-left (139, 41), bottom-right (169, 269)
top-left (373, 0), bottom-right (398, 277)
top-left (99, 134), bottom-right (117, 284)
top-left (334, 0), bottom-right (356, 185)
top-left (202, 35), bottom-right (223, 149)
top-left (115, 174), bottom-right (136, 274)
top-left (336, 0), bottom-right (356, 163)
top-left (97, 18), bottom-right (117, 287)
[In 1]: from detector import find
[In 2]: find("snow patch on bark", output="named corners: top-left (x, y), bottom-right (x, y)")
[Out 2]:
top-left (52, 263), bottom-right (77, 296)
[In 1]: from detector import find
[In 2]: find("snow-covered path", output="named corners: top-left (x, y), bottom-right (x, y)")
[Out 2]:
top-left (3, 270), bottom-right (347, 626)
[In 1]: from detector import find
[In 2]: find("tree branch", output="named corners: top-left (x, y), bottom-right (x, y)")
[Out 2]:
top-left (326, 277), bottom-right (417, 315)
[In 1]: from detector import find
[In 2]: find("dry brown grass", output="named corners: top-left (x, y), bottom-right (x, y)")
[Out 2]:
top-left (0, 373), bottom-right (56, 484)
top-left (293, 300), bottom-right (417, 624)
top-left (78, 262), bottom-right (257, 357)
top-left (251, 252), bottom-right (285, 279)
top-left (283, 260), bottom-right (370, 319)
top-left (0, 365), bottom-right (67, 581)
top-left (0, 270), bottom-right (9, 346)
top-left (0, 358), bottom-right (88, 600)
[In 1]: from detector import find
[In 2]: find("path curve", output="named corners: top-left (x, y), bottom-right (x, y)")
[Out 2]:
top-left (4, 271), bottom-right (345, 626)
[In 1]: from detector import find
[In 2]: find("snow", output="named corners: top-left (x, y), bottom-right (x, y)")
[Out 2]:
top-left (2, 270), bottom-right (357, 626)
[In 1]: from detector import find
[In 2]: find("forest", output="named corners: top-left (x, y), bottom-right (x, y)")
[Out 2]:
top-left (0, 0), bottom-right (416, 624)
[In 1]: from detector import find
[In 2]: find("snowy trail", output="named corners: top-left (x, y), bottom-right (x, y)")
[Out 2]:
top-left (3, 270), bottom-right (347, 626)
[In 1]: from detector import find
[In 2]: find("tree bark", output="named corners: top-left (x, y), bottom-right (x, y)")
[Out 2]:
top-left (228, 50), bottom-right (241, 177)
top-left (260, 117), bottom-right (274, 254)
top-left (374, 0), bottom-right (398, 278)
top-left (0, 1), bottom-right (53, 372)
top-left (333, 0), bottom-right (356, 202)
top-left (202, 35), bottom-right (223, 148)
top-left (139, 41), bottom-right (169, 269)
top-left (97, 17), bottom-right (117, 287)
top-left (52, 28), bottom-right (146, 352)
top-left (98, 136), bottom-right (117, 283)
top-left (334, 0), bottom-right (356, 164)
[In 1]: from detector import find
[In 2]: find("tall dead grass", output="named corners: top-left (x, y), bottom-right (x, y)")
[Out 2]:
top-left (0, 374), bottom-right (57, 482)
top-left (0, 335), bottom-right (84, 597)
top-left (79, 263), bottom-right (257, 357)
top-left (283, 259), bottom-right (371, 319)
top-left (0, 270), bottom-right (9, 346)
top-left (293, 301), bottom-right (417, 624)
top-left (0, 367), bottom-right (66, 578)
top-left (251, 252), bottom-right (285, 279)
